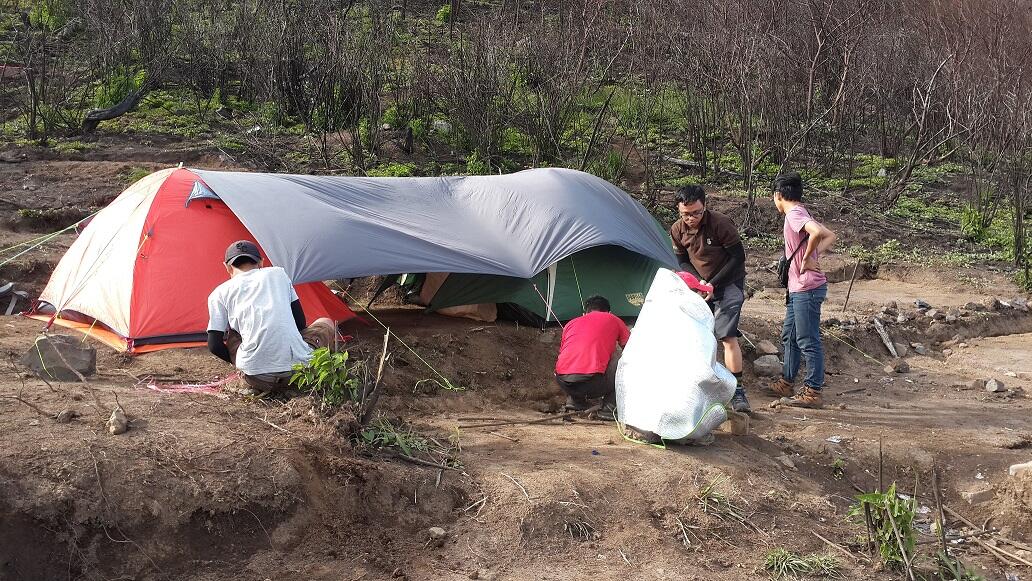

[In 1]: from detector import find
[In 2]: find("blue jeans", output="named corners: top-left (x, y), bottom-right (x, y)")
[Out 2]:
top-left (782, 284), bottom-right (827, 390)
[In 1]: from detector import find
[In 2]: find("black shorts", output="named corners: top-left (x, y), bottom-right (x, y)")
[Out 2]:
top-left (710, 279), bottom-right (745, 340)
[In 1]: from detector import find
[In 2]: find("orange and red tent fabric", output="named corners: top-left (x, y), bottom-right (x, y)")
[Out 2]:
top-left (27, 168), bottom-right (355, 353)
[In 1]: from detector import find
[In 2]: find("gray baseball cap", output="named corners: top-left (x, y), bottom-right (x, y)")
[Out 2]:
top-left (224, 240), bottom-right (261, 265)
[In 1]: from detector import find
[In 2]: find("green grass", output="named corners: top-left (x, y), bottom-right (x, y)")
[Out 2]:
top-left (123, 167), bottom-right (152, 184)
top-left (764, 548), bottom-right (841, 579)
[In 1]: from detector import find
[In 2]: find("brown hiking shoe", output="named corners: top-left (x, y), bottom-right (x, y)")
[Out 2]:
top-left (786, 386), bottom-right (823, 409)
top-left (767, 377), bottom-right (795, 398)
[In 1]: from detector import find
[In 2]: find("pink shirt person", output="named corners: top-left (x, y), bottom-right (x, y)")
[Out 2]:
top-left (784, 205), bottom-right (828, 293)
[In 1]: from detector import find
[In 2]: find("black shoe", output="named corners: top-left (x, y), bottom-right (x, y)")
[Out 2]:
top-left (564, 396), bottom-right (591, 412)
top-left (730, 389), bottom-right (751, 413)
top-left (595, 403), bottom-right (617, 421)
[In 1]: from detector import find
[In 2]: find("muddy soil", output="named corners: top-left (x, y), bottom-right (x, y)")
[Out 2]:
top-left (2, 139), bottom-right (1031, 580)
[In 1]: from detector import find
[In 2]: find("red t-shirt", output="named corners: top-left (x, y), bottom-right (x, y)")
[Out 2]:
top-left (555, 311), bottom-right (630, 375)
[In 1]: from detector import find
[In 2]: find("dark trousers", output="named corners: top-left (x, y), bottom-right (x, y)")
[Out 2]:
top-left (555, 355), bottom-right (619, 405)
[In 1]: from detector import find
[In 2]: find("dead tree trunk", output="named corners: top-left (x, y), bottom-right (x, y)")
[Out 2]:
top-left (81, 81), bottom-right (153, 135)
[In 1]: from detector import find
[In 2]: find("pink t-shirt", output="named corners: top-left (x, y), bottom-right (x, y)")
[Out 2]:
top-left (784, 205), bottom-right (828, 293)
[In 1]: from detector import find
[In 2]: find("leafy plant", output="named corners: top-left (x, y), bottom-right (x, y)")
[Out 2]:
top-left (359, 417), bottom-right (430, 457)
top-left (434, 4), bottom-right (452, 23)
top-left (764, 548), bottom-right (841, 579)
top-left (290, 348), bottom-right (361, 405)
top-left (847, 483), bottom-right (916, 569)
top-left (936, 551), bottom-right (986, 581)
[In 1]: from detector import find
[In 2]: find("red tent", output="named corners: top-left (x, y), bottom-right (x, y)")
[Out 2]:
top-left (28, 168), bottom-right (355, 353)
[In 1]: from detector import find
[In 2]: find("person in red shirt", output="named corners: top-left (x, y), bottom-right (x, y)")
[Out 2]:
top-left (554, 295), bottom-right (630, 420)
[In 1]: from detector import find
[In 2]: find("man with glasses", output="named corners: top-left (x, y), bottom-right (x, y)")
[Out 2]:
top-left (669, 185), bottom-right (749, 412)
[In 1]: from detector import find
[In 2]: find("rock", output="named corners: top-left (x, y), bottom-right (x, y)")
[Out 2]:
top-left (775, 454), bottom-right (797, 470)
top-left (756, 340), bottom-right (780, 355)
top-left (883, 300), bottom-right (898, 310)
top-left (970, 379), bottom-right (987, 390)
top-left (824, 317), bottom-right (841, 327)
top-left (107, 406), bottom-right (128, 435)
top-left (945, 315), bottom-right (958, 323)
top-left (55, 409), bottom-right (79, 424)
top-left (942, 349), bottom-right (953, 357)
top-left (881, 306), bottom-right (899, 317)
top-left (986, 379), bottom-right (1006, 393)
top-left (960, 484), bottom-right (994, 505)
top-left (752, 355), bottom-right (783, 377)
top-left (983, 296), bottom-right (1004, 311)
top-left (926, 309), bottom-right (945, 320)
top-left (896, 314), bottom-right (907, 324)
top-left (963, 301), bottom-right (986, 312)
top-left (958, 342), bottom-right (968, 348)
top-left (1010, 461), bottom-right (1032, 477)
top-left (470, 570), bottom-right (497, 581)
top-left (911, 343), bottom-right (930, 356)
top-left (1012, 297), bottom-right (1029, 312)
top-left (428, 527), bottom-right (447, 540)
top-left (884, 359), bottom-right (909, 374)
top-left (19, 335), bottom-right (96, 382)
top-left (837, 403), bottom-right (847, 410)
top-left (893, 342), bottom-right (910, 357)
top-left (915, 299), bottom-right (931, 310)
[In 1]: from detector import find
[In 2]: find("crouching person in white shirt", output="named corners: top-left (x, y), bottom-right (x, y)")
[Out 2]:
top-left (207, 240), bottom-right (337, 396)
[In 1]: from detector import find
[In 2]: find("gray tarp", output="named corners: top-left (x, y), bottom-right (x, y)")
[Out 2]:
top-left (192, 168), bottom-right (677, 283)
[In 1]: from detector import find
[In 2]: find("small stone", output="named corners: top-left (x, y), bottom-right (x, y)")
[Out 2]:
top-left (958, 342), bottom-right (968, 348)
top-left (912, 343), bottom-right (930, 356)
top-left (915, 299), bottom-right (931, 310)
top-left (1012, 297), bottom-right (1029, 311)
top-left (893, 342), bottom-right (909, 357)
top-left (753, 355), bottom-right (783, 377)
top-left (963, 301), bottom-right (986, 312)
top-left (55, 409), bottom-right (79, 424)
top-left (837, 403), bottom-right (847, 410)
top-left (428, 527), bottom-right (447, 540)
top-left (945, 315), bottom-right (958, 323)
top-left (107, 406), bottom-right (128, 435)
top-left (960, 485), bottom-right (994, 505)
top-left (986, 379), bottom-right (1006, 393)
top-left (756, 339), bottom-right (780, 355)
top-left (881, 306), bottom-right (899, 317)
top-left (896, 314), bottom-right (907, 324)
top-left (776, 455), bottom-right (797, 470)
top-left (970, 379), bottom-right (987, 390)
top-left (884, 359), bottom-right (909, 374)
top-left (884, 300), bottom-right (898, 310)
top-left (1009, 461), bottom-right (1032, 477)
top-left (942, 349), bottom-right (953, 357)
top-left (471, 569), bottom-right (497, 581)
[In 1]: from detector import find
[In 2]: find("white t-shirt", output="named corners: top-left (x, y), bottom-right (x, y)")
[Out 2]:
top-left (206, 267), bottom-right (313, 375)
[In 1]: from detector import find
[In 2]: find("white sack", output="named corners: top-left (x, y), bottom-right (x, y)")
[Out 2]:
top-left (616, 269), bottom-right (736, 442)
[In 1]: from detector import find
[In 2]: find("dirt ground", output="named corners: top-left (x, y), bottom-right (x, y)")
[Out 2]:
top-left (2, 141), bottom-right (1032, 580)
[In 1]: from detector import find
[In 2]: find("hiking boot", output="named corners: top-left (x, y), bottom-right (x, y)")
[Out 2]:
top-left (564, 396), bottom-right (591, 412)
top-left (767, 377), bottom-right (795, 398)
top-left (594, 403), bottom-right (618, 421)
top-left (730, 389), bottom-right (751, 413)
top-left (786, 386), bottom-right (823, 409)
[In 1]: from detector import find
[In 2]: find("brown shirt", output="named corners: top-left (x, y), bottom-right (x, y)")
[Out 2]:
top-left (669, 209), bottom-right (744, 282)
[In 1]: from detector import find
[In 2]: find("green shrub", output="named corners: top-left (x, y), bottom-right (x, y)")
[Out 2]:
top-left (847, 483), bottom-right (916, 569)
top-left (290, 348), bottom-right (361, 406)
top-left (360, 417), bottom-right (430, 456)
top-left (124, 167), bottom-right (152, 184)
top-left (435, 4), bottom-right (452, 23)
top-left (465, 149), bottom-right (491, 175)
top-left (95, 68), bottom-right (146, 110)
top-left (366, 162), bottom-right (417, 177)
top-left (764, 548), bottom-right (841, 579)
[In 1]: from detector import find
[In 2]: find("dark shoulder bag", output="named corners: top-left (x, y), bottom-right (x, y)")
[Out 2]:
top-left (777, 233), bottom-right (809, 288)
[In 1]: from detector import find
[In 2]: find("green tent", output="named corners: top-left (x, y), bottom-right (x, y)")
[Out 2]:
top-left (419, 244), bottom-right (665, 323)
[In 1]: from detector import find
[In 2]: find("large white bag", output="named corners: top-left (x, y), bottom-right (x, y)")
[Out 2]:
top-left (615, 269), bottom-right (736, 442)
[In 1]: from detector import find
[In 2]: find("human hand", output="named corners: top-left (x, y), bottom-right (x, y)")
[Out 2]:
top-left (699, 280), bottom-right (713, 301)
top-left (801, 256), bottom-right (821, 273)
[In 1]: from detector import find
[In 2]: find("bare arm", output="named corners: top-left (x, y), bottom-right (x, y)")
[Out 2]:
top-left (802, 220), bottom-right (836, 262)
